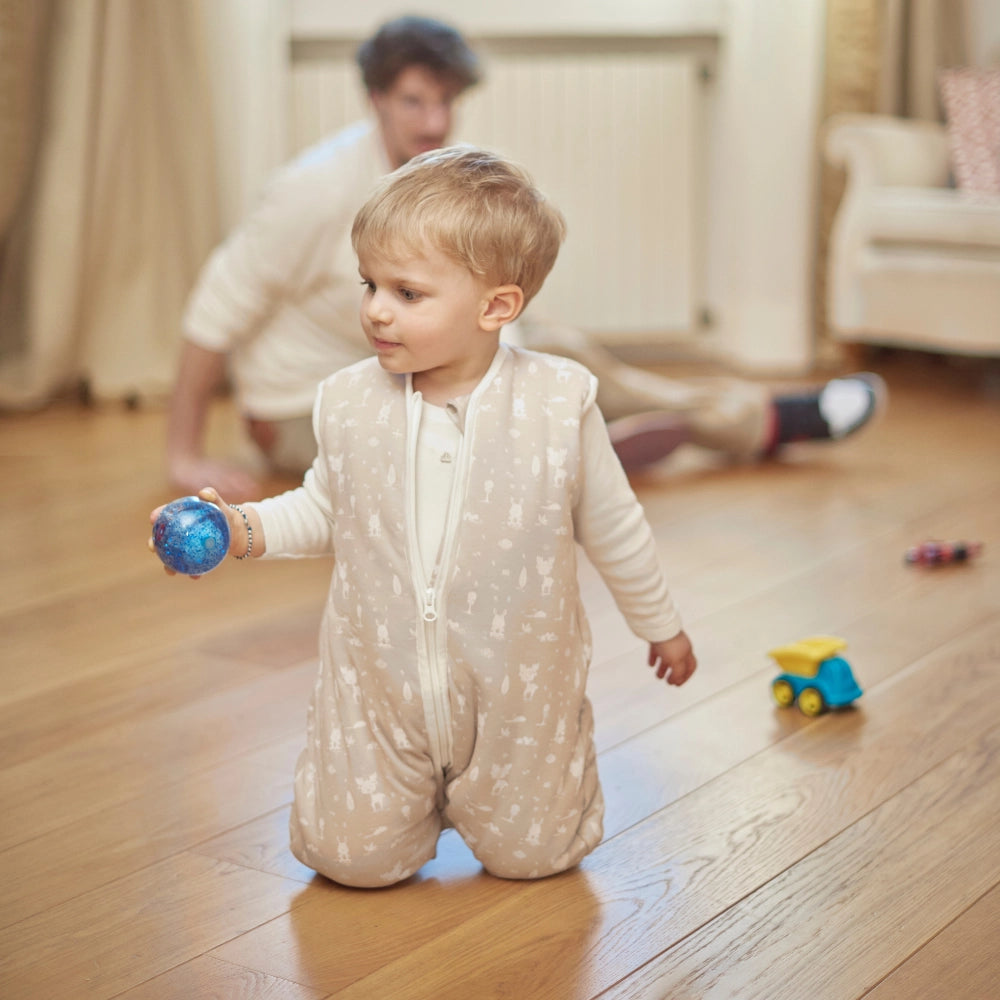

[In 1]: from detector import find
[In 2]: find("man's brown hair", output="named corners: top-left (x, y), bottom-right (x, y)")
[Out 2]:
top-left (356, 16), bottom-right (481, 94)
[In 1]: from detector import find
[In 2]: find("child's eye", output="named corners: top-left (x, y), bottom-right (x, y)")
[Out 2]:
top-left (399, 288), bottom-right (420, 302)
top-left (359, 279), bottom-right (374, 292)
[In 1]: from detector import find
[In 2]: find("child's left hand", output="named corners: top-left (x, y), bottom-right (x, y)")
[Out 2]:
top-left (648, 631), bottom-right (697, 687)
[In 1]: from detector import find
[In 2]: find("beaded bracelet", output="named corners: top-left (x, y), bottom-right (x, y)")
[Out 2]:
top-left (228, 503), bottom-right (253, 560)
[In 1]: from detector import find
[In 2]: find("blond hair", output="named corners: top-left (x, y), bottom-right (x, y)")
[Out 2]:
top-left (351, 145), bottom-right (566, 306)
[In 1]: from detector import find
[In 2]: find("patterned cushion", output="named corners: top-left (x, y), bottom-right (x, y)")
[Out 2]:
top-left (938, 68), bottom-right (1000, 195)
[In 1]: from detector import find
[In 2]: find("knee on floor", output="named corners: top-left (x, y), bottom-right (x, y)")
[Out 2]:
top-left (472, 835), bottom-right (595, 881)
top-left (296, 841), bottom-right (426, 889)
top-left (290, 825), bottom-right (435, 889)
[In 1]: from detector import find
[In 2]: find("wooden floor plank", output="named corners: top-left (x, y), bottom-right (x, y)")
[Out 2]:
top-left (0, 660), bottom-right (316, 853)
top-left (115, 954), bottom-right (327, 1000)
top-left (209, 829), bottom-right (515, 993)
top-left (0, 601), bottom-right (322, 767)
top-left (190, 806), bottom-right (317, 883)
top-left (863, 884), bottom-right (1000, 1000)
top-left (0, 647), bottom-right (274, 768)
top-left (0, 557), bottom-right (331, 707)
top-left (0, 852), bottom-right (308, 998)
top-left (0, 735), bottom-right (303, 928)
top-left (601, 727), bottom-right (1000, 999)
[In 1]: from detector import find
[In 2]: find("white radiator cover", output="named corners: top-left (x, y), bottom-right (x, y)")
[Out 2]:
top-left (289, 42), bottom-right (708, 340)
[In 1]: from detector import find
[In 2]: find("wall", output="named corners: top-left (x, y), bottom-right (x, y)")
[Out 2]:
top-left (707, 0), bottom-right (826, 371)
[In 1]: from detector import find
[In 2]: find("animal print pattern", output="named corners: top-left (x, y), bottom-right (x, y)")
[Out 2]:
top-left (289, 347), bottom-right (606, 886)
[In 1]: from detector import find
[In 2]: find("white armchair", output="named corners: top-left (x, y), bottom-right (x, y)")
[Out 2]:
top-left (823, 113), bottom-right (1000, 356)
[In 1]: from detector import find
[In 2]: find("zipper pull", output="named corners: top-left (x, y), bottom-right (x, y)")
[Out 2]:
top-left (422, 587), bottom-right (438, 622)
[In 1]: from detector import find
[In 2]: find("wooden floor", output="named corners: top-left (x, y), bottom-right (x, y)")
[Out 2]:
top-left (2, 350), bottom-right (999, 999)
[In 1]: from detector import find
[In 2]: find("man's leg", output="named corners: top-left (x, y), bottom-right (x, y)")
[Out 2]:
top-left (518, 316), bottom-right (772, 461)
top-left (518, 316), bottom-right (886, 469)
top-left (764, 371), bottom-right (887, 455)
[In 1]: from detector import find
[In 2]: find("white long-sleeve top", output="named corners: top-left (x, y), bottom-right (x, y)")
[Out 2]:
top-left (253, 352), bottom-right (681, 645)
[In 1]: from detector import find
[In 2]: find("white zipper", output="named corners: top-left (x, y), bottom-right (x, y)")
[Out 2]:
top-left (404, 351), bottom-right (504, 777)
top-left (406, 391), bottom-right (463, 776)
top-left (422, 587), bottom-right (438, 622)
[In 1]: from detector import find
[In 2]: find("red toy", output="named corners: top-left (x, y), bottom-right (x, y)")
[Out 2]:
top-left (904, 540), bottom-right (983, 566)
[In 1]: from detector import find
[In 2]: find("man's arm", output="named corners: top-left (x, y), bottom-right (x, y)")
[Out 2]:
top-left (166, 341), bottom-right (260, 500)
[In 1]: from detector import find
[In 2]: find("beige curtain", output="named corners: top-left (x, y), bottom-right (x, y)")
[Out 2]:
top-left (877, 0), bottom-right (968, 119)
top-left (815, 0), bottom-right (970, 355)
top-left (0, 2), bottom-right (50, 239)
top-left (0, 0), bottom-right (219, 408)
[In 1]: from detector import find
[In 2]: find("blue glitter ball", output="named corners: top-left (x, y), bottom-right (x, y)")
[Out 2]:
top-left (152, 496), bottom-right (230, 575)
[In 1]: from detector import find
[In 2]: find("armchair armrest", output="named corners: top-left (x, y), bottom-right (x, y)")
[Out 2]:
top-left (823, 112), bottom-right (1000, 355)
top-left (823, 113), bottom-right (951, 190)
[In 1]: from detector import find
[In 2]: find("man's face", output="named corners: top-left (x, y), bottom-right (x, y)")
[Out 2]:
top-left (370, 64), bottom-right (463, 169)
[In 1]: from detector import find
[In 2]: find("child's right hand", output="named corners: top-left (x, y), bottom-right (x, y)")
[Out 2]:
top-left (148, 487), bottom-right (247, 578)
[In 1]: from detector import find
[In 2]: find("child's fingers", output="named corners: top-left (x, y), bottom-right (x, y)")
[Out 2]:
top-left (649, 652), bottom-right (670, 680)
top-left (147, 535), bottom-right (179, 577)
top-left (198, 486), bottom-right (249, 555)
top-left (198, 486), bottom-right (224, 507)
top-left (667, 654), bottom-right (697, 686)
top-left (649, 647), bottom-right (697, 686)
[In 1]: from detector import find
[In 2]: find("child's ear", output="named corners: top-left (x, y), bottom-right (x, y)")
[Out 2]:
top-left (480, 285), bottom-right (524, 331)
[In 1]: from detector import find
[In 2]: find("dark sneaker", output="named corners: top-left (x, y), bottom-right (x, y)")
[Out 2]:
top-left (607, 412), bottom-right (691, 470)
top-left (770, 372), bottom-right (887, 450)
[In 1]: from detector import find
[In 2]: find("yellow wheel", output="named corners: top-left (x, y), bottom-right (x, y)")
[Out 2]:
top-left (798, 687), bottom-right (825, 717)
top-left (772, 679), bottom-right (795, 708)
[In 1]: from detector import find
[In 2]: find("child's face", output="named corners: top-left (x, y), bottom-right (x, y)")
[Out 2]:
top-left (358, 246), bottom-right (502, 398)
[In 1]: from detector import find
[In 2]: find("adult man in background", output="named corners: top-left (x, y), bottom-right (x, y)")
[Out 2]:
top-left (168, 15), bottom-right (883, 500)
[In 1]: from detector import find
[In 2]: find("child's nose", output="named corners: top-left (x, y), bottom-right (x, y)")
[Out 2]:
top-left (365, 291), bottom-right (391, 324)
